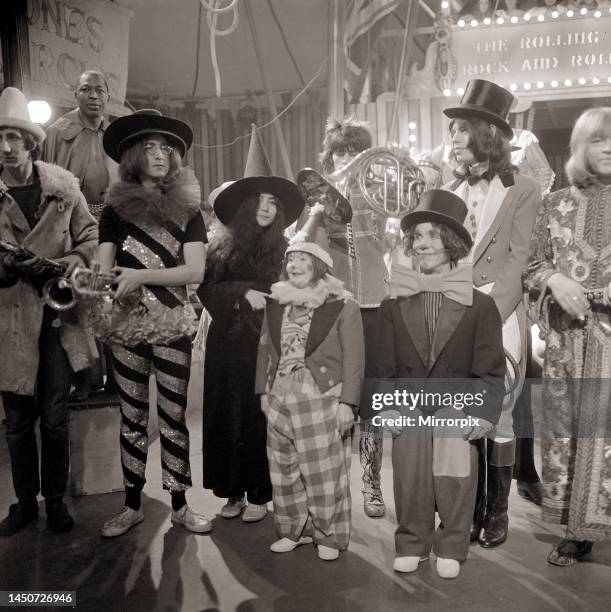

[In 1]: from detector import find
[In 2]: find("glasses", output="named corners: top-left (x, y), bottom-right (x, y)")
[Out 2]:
top-left (77, 86), bottom-right (108, 96)
top-left (143, 142), bottom-right (173, 156)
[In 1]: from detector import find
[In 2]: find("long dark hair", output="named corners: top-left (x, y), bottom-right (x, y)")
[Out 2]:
top-left (449, 117), bottom-right (516, 178)
top-left (207, 193), bottom-right (287, 283)
top-left (118, 137), bottom-right (182, 184)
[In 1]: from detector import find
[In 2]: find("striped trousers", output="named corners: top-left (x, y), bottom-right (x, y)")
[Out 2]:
top-left (111, 337), bottom-right (192, 492)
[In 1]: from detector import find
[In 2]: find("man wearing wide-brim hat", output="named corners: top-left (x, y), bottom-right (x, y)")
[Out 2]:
top-left (0, 87), bottom-right (98, 536)
top-left (442, 79), bottom-right (542, 549)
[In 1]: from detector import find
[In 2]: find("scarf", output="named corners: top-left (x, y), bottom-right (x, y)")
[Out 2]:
top-left (104, 167), bottom-right (201, 227)
top-left (270, 275), bottom-right (346, 309)
top-left (390, 261), bottom-right (473, 306)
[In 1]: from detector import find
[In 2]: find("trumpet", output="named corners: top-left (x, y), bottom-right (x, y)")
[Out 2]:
top-left (327, 146), bottom-right (427, 218)
top-left (42, 264), bottom-right (117, 311)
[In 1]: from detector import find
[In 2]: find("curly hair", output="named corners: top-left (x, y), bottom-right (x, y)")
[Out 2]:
top-left (118, 136), bottom-right (182, 183)
top-left (403, 222), bottom-right (471, 266)
top-left (207, 193), bottom-right (287, 283)
top-left (319, 116), bottom-right (372, 174)
top-left (449, 117), bottom-right (516, 178)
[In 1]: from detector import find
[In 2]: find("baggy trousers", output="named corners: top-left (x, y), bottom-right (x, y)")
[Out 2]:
top-left (111, 337), bottom-right (192, 491)
top-left (392, 410), bottom-right (478, 561)
top-left (264, 377), bottom-right (352, 550)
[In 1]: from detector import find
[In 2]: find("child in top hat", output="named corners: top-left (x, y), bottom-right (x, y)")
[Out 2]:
top-left (443, 79), bottom-right (541, 549)
top-left (374, 189), bottom-right (505, 578)
top-left (197, 125), bottom-right (305, 524)
top-left (255, 229), bottom-right (365, 561)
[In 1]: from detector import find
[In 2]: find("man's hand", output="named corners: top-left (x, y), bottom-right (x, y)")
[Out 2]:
top-left (337, 402), bottom-right (355, 436)
top-left (547, 273), bottom-right (589, 320)
top-left (382, 409), bottom-right (404, 437)
top-left (54, 254), bottom-right (84, 277)
top-left (464, 417), bottom-right (494, 441)
top-left (10, 254), bottom-right (44, 275)
top-left (112, 266), bottom-right (145, 300)
top-left (244, 289), bottom-right (269, 311)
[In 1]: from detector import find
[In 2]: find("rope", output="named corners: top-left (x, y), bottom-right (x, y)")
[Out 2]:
top-left (201, 0), bottom-right (240, 97)
top-left (191, 58), bottom-right (327, 150)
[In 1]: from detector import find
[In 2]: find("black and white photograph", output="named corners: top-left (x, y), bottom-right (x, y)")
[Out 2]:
top-left (0, 0), bottom-right (610, 610)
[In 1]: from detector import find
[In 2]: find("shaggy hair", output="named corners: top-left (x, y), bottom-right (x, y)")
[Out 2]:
top-left (118, 136), bottom-right (182, 183)
top-left (565, 107), bottom-right (611, 187)
top-left (279, 252), bottom-right (329, 285)
top-left (207, 193), bottom-right (287, 283)
top-left (449, 117), bottom-right (516, 178)
top-left (403, 222), bottom-right (471, 266)
top-left (319, 116), bottom-right (372, 174)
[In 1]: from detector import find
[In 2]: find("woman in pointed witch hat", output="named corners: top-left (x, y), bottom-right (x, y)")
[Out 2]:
top-left (443, 79), bottom-right (542, 548)
top-left (197, 125), bottom-right (304, 523)
top-left (97, 109), bottom-right (210, 538)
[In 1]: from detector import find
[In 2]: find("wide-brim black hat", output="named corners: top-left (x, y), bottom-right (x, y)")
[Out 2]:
top-left (443, 79), bottom-right (515, 139)
top-left (214, 125), bottom-right (304, 227)
top-left (103, 109), bottom-right (193, 163)
top-left (400, 189), bottom-right (473, 249)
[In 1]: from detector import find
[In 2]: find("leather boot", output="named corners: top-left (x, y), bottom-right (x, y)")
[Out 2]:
top-left (470, 439), bottom-right (486, 543)
top-left (359, 421), bottom-right (385, 517)
top-left (479, 465), bottom-right (513, 548)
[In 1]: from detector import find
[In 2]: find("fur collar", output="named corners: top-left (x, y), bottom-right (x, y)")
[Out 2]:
top-left (270, 275), bottom-right (346, 309)
top-left (104, 167), bottom-right (201, 226)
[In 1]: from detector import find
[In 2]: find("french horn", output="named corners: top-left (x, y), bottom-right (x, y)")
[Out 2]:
top-left (327, 146), bottom-right (427, 218)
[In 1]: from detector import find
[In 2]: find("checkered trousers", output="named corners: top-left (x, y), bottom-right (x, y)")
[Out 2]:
top-left (263, 370), bottom-right (352, 550)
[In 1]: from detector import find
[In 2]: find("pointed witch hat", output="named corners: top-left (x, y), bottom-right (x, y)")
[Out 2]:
top-left (213, 124), bottom-right (304, 227)
top-left (287, 208), bottom-right (333, 270)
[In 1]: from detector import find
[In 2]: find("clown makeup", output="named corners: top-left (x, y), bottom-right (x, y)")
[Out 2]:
top-left (412, 222), bottom-right (451, 275)
top-left (286, 251), bottom-right (315, 289)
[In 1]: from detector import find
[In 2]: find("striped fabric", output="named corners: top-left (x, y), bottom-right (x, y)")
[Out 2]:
top-left (423, 292), bottom-right (444, 344)
top-left (112, 337), bottom-right (192, 491)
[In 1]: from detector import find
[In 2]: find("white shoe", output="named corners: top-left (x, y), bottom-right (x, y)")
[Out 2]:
top-left (270, 536), bottom-right (313, 553)
top-left (436, 557), bottom-right (460, 579)
top-left (317, 545), bottom-right (340, 561)
top-left (393, 555), bottom-right (427, 573)
top-left (101, 507), bottom-right (144, 538)
top-left (242, 503), bottom-right (267, 523)
top-left (171, 505), bottom-right (212, 533)
top-left (220, 497), bottom-right (247, 519)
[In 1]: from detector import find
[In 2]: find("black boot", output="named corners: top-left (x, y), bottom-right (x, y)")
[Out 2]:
top-left (0, 501), bottom-right (39, 536)
top-left (46, 498), bottom-right (74, 533)
top-left (470, 439), bottom-right (486, 543)
top-left (479, 465), bottom-right (513, 548)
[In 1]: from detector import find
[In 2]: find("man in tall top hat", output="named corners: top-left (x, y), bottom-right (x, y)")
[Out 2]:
top-left (443, 79), bottom-right (542, 548)
top-left (0, 87), bottom-right (98, 536)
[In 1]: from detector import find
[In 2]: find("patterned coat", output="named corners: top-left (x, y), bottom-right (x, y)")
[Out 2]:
top-left (0, 161), bottom-right (98, 395)
top-left (524, 183), bottom-right (611, 540)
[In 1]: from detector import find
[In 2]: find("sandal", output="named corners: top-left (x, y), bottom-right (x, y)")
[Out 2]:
top-left (547, 539), bottom-right (593, 566)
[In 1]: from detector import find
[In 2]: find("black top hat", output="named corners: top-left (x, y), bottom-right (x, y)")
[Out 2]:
top-left (443, 79), bottom-right (515, 139)
top-left (214, 125), bottom-right (304, 227)
top-left (103, 109), bottom-right (194, 163)
top-left (400, 189), bottom-right (473, 248)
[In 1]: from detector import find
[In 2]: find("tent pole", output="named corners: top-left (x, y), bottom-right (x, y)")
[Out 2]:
top-left (244, 1), bottom-right (294, 179)
top-left (328, 0), bottom-right (345, 118)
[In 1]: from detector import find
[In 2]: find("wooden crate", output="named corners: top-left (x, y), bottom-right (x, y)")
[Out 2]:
top-left (69, 392), bottom-right (124, 496)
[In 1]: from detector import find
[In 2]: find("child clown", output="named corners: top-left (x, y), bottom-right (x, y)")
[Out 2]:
top-left (255, 232), bottom-right (365, 561)
top-left (376, 189), bottom-right (506, 578)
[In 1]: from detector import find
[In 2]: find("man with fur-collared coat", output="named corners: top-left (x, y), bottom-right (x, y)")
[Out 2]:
top-left (0, 87), bottom-right (98, 537)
